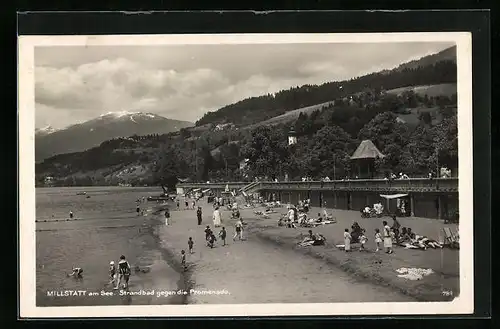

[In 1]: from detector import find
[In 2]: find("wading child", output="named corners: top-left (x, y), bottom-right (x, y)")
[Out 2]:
top-left (109, 261), bottom-right (117, 286)
top-left (116, 255), bottom-right (131, 289)
top-left (343, 228), bottom-right (351, 252)
top-left (374, 228), bottom-right (382, 252)
top-left (188, 237), bottom-right (194, 254)
top-left (69, 211), bottom-right (74, 219)
top-left (181, 250), bottom-right (186, 271)
top-left (219, 227), bottom-right (227, 246)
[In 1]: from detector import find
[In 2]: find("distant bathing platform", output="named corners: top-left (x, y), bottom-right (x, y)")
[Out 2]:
top-left (177, 178), bottom-right (459, 220)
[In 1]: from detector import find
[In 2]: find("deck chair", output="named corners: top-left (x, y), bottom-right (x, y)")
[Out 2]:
top-left (443, 227), bottom-right (459, 248)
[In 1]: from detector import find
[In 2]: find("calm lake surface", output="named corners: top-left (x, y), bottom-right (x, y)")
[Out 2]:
top-left (35, 186), bottom-right (182, 306)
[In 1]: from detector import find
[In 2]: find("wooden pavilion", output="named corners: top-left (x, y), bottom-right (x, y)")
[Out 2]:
top-left (350, 140), bottom-right (385, 179)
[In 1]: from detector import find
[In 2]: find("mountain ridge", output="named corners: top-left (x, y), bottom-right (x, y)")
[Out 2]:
top-left (35, 111), bottom-right (193, 161)
top-left (195, 46), bottom-right (457, 127)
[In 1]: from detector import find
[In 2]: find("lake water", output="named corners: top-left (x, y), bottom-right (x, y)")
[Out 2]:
top-left (35, 187), bottom-right (182, 306)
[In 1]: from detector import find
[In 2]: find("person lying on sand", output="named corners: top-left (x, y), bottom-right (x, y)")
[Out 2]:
top-left (298, 230), bottom-right (326, 247)
top-left (396, 230), bottom-right (443, 250)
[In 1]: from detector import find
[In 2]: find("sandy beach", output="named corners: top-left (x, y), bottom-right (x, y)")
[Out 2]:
top-left (154, 199), bottom-right (422, 304)
top-left (153, 197), bottom-right (459, 303)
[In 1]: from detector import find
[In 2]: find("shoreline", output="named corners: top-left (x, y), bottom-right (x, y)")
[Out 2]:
top-left (148, 205), bottom-right (196, 305)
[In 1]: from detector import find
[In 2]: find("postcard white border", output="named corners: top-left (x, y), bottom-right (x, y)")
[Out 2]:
top-left (19, 32), bottom-right (473, 318)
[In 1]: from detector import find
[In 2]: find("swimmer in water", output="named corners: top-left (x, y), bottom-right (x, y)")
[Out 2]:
top-left (68, 267), bottom-right (83, 278)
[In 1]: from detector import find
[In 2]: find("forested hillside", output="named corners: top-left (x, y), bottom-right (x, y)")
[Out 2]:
top-left (36, 46), bottom-right (458, 188)
top-left (196, 47), bottom-right (456, 127)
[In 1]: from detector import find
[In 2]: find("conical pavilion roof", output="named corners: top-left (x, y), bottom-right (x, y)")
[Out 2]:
top-left (350, 140), bottom-right (385, 160)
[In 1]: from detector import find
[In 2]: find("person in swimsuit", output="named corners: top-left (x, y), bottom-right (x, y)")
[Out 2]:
top-left (233, 220), bottom-right (243, 241)
top-left (374, 228), bottom-right (382, 252)
top-left (188, 237), bottom-right (194, 254)
top-left (116, 255), bottom-right (131, 289)
top-left (164, 208), bottom-right (170, 226)
top-left (197, 207), bottom-right (203, 225)
top-left (109, 261), bottom-right (117, 286)
top-left (219, 227), bottom-right (227, 246)
top-left (181, 250), bottom-right (187, 271)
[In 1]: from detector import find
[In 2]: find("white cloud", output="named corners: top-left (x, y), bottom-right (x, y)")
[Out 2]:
top-left (34, 42), bottom-right (455, 129)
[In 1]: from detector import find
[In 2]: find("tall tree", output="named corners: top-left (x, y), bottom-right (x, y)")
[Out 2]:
top-left (358, 112), bottom-right (411, 174)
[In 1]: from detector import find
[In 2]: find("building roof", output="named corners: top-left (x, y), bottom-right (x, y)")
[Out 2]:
top-left (350, 140), bottom-right (385, 160)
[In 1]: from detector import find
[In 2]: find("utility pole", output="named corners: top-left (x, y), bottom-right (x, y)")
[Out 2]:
top-left (435, 146), bottom-right (439, 178)
top-left (223, 154), bottom-right (228, 182)
top-left (333, 154), bottom-right (336, 180)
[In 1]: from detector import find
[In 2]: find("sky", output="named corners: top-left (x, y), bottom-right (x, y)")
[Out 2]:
top-left (35, 42), bottom-right (454, 129)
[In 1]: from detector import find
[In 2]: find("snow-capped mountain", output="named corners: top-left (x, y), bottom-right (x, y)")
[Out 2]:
top-left (35, 125), bottom-right (59, 136)
top-left (35, 112), bottom-right (193, 162)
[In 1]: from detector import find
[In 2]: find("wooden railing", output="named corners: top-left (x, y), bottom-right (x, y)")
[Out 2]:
top-left (178, 178), bottom-right (458, 193)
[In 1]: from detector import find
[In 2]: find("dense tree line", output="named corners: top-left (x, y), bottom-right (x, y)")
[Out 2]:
top-left (36, 56), bottom-right (458, 188)
top-left (36, 88), bottom-right (458, 189)
top-left (196, 60), bottom-right (456, 127)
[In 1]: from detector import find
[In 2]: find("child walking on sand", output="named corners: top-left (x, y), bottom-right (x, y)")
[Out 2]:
top-left (359, 232), bottom-right (368, 251)
top-left (197, 207), bottom-right (203, 225)
top-left (204, 225), bottom-right (212, 245)
top-left (188, 237), bottom-right (194, 254)
top-left (233, 220), bottom-right (243, 241)
top-left (165, 208), bottom-right (170, 226)
top-left (343, 228), bottom-right (351, 252)
top-left (219, 227), bottom-right (227, 246)
top-left (374, 228), bottom-right (382, 252)
top-left (208, 232), bottom-right (217, 248)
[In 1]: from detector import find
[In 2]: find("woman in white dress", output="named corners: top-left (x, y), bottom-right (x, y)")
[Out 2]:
top-left (343, 228), bottom-right (351, 252)
top-left (213, 207), bottom-right (222, 227)
top-left (382, 221), bottom-right (393, 254)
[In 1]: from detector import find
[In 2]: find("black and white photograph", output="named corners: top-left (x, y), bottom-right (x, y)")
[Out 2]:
top-left (19, 32), bottom-right (473, 317)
